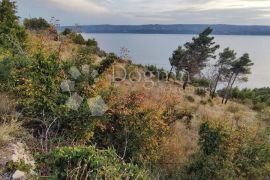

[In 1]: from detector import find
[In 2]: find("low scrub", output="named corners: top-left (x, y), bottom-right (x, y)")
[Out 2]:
top-left (39, 146), bottom-right (147, 179)
top-left (195, 88), bottom-right (207, 97)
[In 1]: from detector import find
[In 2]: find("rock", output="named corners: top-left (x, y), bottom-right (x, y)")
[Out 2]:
top-left (12, 170), bottom-right (25, 180)
top-left (0, 142), bottom-right (35, 179)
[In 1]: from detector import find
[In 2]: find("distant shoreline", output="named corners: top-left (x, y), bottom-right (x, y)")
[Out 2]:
top-left (61, 24), bottom-right (270, 36)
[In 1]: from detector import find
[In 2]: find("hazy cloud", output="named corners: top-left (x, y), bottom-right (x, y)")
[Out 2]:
top-left (14, 0), bottom-right (270, 25)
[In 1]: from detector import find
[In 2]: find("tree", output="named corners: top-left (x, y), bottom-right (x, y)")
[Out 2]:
top-left (168, 46), bottom-right (187, 80)
top-left (61, 27), bottom-right (71, 36)
top-left (23, 17), bottom-right (50, 30)
top-left (0, 0), bottom-right (26, 55)
top-left (222, 53), bottom-right (254, 104)
top-left (211, 48), bottom-right (236, 98)
top-left (184, 27), bottom-right (220, 77)
top-left (169, 28), bottom-right (219, 80)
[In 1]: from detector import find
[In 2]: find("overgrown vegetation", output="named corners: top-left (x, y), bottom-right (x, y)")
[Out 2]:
top-left (0, 1), bottom-right (269, 179)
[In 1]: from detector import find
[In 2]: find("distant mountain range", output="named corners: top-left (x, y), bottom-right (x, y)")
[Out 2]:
top-left (61, 24), bottom-right (270, 36)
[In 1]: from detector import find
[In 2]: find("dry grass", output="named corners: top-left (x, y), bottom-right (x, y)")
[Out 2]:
top-left (0, 93), bottom-right (15, 115)
top-left (0, 94), bottom-right (23, 147)
top-left (160, 121), bottom-right (199, 170)
top-left (0, 118), bottom-right (22, 147)
top-left (96, 62), bottom-right (259, 171)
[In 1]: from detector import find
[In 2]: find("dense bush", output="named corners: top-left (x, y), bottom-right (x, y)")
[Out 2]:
top-left (93, 91), bottom-right (169, 164)
top-left (72, 33), bottom-right (85, 45)
top-left (86, 38), bottom-right (97, 47)
top-left (191, 77), bottom-right (211, 88)
top-left (23, 17), bottom-right (50, 30)
top-left (195, 88), bottom-right (207, 97)
top-left (219, 87), bottom-right (270, 107)
top-left (0, 0), bottom-right (27, 55)
top-left (61, 28), bottom-right (72, 36)
top-left (9, 53), bottom-right (66, 119)
top-left (185, 95), bottom-right (195, 102)
top-left (98, 53), bottom-right (117, 74)
top-left (39, 146), bottom-right (147, 179)
top-left (144, 65), bottom-right (168, 80)
top-left (186, 118), bottom-right (270, 179)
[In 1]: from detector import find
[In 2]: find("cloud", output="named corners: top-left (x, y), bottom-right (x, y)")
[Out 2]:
top-left (46, 0), bottom-right (108, 14)
top-left (15, 0), bottom-right (270, 25)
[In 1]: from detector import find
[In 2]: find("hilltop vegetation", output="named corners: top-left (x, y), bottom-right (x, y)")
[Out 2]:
top-left (0, 0), bottom-right (270, 179)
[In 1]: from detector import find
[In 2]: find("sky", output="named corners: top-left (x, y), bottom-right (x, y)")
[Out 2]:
top-left (15, 0), bottom-right (270, 26)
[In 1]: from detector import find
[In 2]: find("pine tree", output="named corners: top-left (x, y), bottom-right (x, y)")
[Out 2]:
top-left (168, 46), bottom-right (187, 80)
top-left (222, 53), bottom-right (254, 104)
top-left (168, 28), bottom-right (220, 80)
top-left (184, 27), bottom-right (220, 77)
top-left (211, 48), bottom-right (236, 98)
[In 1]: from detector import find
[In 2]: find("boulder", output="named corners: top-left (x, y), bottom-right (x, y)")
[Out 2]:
top-left (0, 142), bottom-right (35, 179)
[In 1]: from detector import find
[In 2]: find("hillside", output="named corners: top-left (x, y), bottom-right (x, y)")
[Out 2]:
top-left (1, 29), bottom-right (269, 179)
top-left (1, 2), bottom-right (270, 178)
top-left (62, 24), bottom-right (270, 35)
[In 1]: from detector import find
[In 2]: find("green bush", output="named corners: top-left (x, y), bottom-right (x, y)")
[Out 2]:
top-left (98, 53), bottom-right (117, 74)
top-left (219, 87), bottom-right (270, 107)
top-left (23, 17), bottom-right (50, 30)
top-left (61, 28), bottom-right (72, 36)
top-left (73, 34), bottom-right (85, 45)
top-left (144, 65), bottom-right (168, 80)
top-left (185, 95), bottom-right (195, 102)
top-left (200, 99), bottom-right (213, 106)
top-left (252, 102), bottom-right (267, 112)
top-left (86, 38), bottom-right (97, 47)
top-left (191, 78), bottom-right (211, 88)
top-left (186, 119), bottom-right (270, 180)
top-left (93, 92), bottom-right (169, 164)
top-left (195, 88), bottom-right (207, 97)
top-left (40, 146), bottom-right (147, 179)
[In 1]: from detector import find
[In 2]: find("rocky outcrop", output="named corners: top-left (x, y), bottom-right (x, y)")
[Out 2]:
top-left (0, 142), bottom-right (35, 180)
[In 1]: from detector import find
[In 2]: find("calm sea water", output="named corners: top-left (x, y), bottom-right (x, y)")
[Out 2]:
top-left (82, 33), bottom-right (270, 88)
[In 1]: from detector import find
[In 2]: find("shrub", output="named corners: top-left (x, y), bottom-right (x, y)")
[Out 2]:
top-left (207, 98), bottom-right (214, 106)
top-left (0, 55), bottom-right (32, 91)
top-left (191, 77), bottom-right (211, 88)
top-left (186, 117), bottom-right (270, 180)
top-left (23, 17), bottom-right (50, 31)
top-left (6, 160), bottom-right (31, 174)
top-left (93, 91), bottom-right (169, 164)
top-left (73, 34), bottom-right (85, 45)
top-left (220, 87), bottom-right (270, 107)
top-left (61, 28), bottom-right (72, 36)
top-left (98, 53), bottom-right (117, 74)
top-left (252, 102), bottom-right (267, 112)
top-left (144, 65), bottom-right (168, 80)
top-left (10, 53), bottom-right (66, 119)
top-left (40, 146), bottom-right (147, 179)
top-left (200, 100), bottom-right (207, 105)
top-left (86, 38), bottom-right (97, 47)
top-left (185, 95), bottom-right (195, 103)
top-left (195, 88), bottom-right (207, 97)
top-left (187, 120), bottom-right (236, 179)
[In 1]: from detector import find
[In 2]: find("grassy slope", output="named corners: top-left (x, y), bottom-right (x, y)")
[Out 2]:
top-left (0, 32), bottom-right (260, 173)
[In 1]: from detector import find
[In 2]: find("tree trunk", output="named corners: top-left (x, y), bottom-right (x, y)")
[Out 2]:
top-left (225, 73), bottom-right (238, 104)
top-left (222, 73), bottom-right (234, 104)
top-left (167, 66), bottom-right (174, 81)
top-left (211, 72), bottom-right (221, 99)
